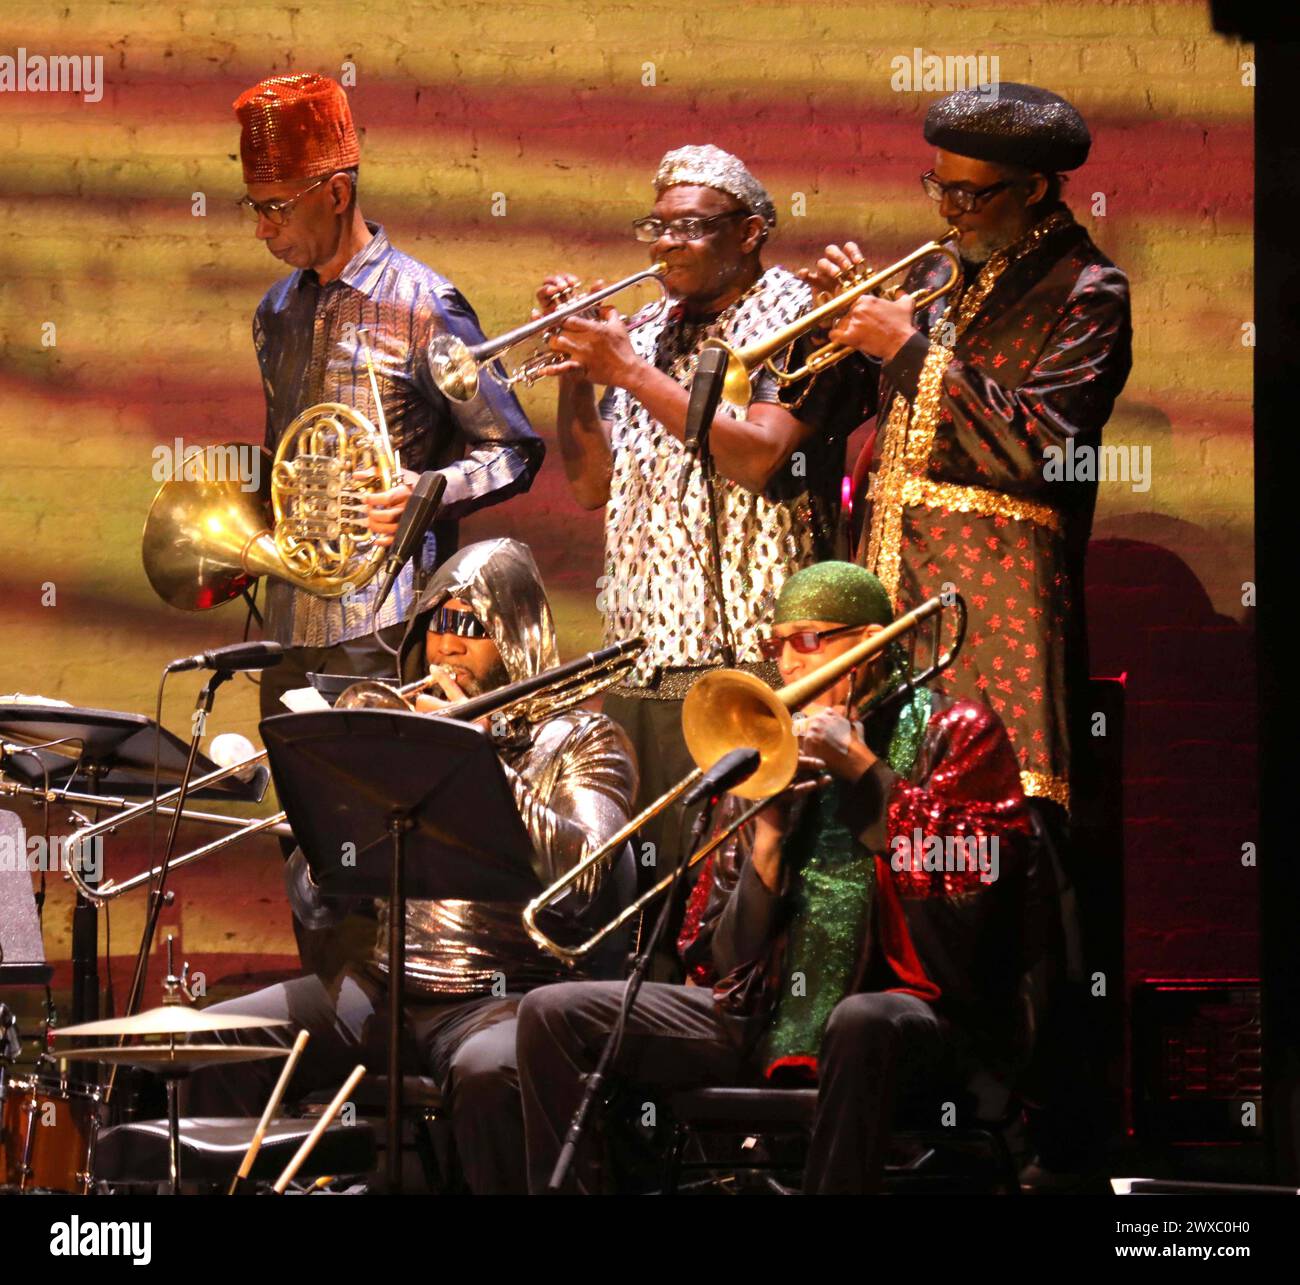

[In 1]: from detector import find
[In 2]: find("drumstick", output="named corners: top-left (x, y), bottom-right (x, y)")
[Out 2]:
top-left (228, 1029), bottom-right (310, 1194)
top-left (272, 1064), bottom-right (366, 1195)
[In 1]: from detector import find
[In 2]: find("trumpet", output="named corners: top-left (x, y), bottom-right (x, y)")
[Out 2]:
top-left (64, 640), bottom-right (644, 904)
top-left (523, 596), bottom-right (959, 963)
top-left (705, 234), bottom-right (962, 406)
top-left (429, 263), bottom-right (669, 402)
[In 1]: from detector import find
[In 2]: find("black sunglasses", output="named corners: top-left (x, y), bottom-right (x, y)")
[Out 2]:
top-left (430, 606), bottom-right (489, 639)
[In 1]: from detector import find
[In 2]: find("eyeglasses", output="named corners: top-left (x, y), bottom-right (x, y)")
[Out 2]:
top-left (919, 170), bottom-right (1015, 214)
top-left (429, 607), bottom-right (489, 639)
top-left (236, 174), bottom-right (335, 226)
top-left (631, 211), bottom-right (748, 243)
top-left (758, 623), bottom-right (863, 660)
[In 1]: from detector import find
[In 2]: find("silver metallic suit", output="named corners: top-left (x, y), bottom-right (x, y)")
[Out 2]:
top-left (187, 539), bottom-right (638, 1193)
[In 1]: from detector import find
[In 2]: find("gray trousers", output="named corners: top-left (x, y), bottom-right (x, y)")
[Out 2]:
top-left (516, 980), bottom-right (951, 1194)
top-left (183, 968), bottom-right (526, 1194)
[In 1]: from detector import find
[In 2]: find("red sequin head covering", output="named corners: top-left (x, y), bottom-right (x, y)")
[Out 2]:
top-left (233, 73), bottom-right (360, 184)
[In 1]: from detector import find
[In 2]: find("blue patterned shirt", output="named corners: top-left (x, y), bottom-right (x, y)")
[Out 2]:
top-left (253, 222), bottom-right (543, 646)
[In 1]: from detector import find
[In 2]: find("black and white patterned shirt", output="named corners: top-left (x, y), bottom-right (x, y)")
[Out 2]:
top-left (598, 266), bottom-right (848, 685)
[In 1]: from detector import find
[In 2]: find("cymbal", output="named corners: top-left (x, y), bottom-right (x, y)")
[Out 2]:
top-left (55, 1005), bottom-right (290, 1038)
top-left (55, 1044), bottom-right (291, 1070)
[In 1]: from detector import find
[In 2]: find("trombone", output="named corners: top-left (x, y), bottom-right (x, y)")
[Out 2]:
top-left (705, 234), bottom-right (962, 406)
top-left (61, 640), bottom-right (644, 904)
top-left (523, 595), bottom-right (961, 964)
top-left (428, 262), bottom-right (669, 402)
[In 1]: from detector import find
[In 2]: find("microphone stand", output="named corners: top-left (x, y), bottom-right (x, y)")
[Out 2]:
top-left (104, 669), bottom-right (233, 1109)
top-left (547, 793), bottom-right (722, 1193)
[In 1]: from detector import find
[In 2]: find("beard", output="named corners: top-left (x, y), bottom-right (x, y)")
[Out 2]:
top-left (959, 226), bottom-right (1018, 267)
top-left (458, 653), bottom-right (511, 698)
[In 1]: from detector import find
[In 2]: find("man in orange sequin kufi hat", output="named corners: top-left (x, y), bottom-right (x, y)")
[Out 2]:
top-left (225, 71), bottom-right (543, 995)
top-left (234, 72), bottom-right (361, 184)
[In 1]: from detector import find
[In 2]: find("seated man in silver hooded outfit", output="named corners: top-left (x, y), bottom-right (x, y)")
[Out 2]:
top-left (185, 538), bottom-right (639, 1194)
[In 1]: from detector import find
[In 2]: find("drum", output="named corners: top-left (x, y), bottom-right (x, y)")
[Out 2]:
top-left (0, 1071), bottom-right (100, 1193)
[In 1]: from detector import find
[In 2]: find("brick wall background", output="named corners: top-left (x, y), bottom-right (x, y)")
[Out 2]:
top-left (0, 3), bottom-right (1255, 1013)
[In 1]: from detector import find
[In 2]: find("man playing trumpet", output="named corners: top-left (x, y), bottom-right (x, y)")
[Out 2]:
top-left (186, 539), bottom-right (638, 1194)
top-left (791, 83), bottom-right (1132, 1176)
top-left (517, 562), bottom-right (1049, 1194)
top-left (535, 145), bottom-right (861, 955)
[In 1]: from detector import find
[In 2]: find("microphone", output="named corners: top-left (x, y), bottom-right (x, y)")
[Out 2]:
top-left (683, 345), bottom-right (728, 457)
top-left (373, 471), bottom-right (448, 614)
top-left (678, 346), bottom-right (729, 504)
top-left (166, 641), bottom-right (285, 673)
top-left (682, 747), bottom-right (761, 807)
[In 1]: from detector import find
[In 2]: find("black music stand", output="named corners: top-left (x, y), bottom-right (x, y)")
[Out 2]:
top-left (261, 708), bottom-right (544, 1192)
top-left (0, 704), bottom-right (269, 800)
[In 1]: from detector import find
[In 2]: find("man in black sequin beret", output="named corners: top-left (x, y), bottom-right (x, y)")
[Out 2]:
top-left (788, 80), bottom-right (1133, 1180)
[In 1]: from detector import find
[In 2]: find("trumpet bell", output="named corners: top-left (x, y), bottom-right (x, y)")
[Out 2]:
top-left (141, 451), bottom-right (277, 610)
top-left (717, 343), bottom-right (757, 408)
top-left (428, 334), bottom-right (480, 403)
top-left (681, 670), bottom-right (799, 801)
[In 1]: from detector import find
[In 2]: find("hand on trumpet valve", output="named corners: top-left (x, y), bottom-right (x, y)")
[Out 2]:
top-left (797, 241), bottom-right (867, 303)
top-left (542, 296), bottom-right (639, 388)
top-left (534, 273), bottom-right (585, 316)
top-left (528, 274), bottom-right (592, 381)
top-left (797, 242), bottom-right (918, 361)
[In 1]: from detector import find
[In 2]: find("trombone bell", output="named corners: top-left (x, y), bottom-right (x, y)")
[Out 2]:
top-left (681, 670), bottom-right (799, 801)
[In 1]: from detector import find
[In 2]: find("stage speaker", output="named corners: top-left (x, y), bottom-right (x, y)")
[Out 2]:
top-left (1133, 979), bottom-right (1263, 1145)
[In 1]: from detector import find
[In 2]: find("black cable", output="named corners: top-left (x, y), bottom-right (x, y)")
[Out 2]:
top-left (674, 452), bottom-right (739, 668)
top-left (369, 594), bottom-right (403, 676)
top-left (240, 582), bottom-right (264, 690)
top-left (150, 668), bottom-right (168, 870)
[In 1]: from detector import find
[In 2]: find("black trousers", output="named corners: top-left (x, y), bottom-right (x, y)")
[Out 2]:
top-left (183, 968), bottom-right (527, 1194)
top-left (516, 980), bottom-right (951, 1194)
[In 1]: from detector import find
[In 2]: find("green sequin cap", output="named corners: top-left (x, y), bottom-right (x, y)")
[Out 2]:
top-left (773, 562), bottom-right (894, 628)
